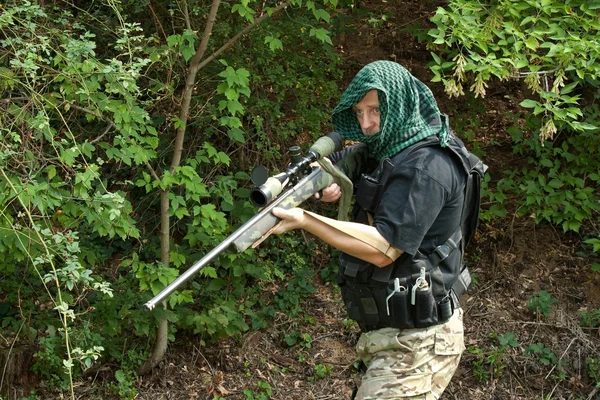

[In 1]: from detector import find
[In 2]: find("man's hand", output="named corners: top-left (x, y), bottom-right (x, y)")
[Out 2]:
top-left (271, 207), bottom-right (306, 234)
top-left (315, 183), bottom-right (342, 203)
top-left (310, 157), bottom-right (342, 203)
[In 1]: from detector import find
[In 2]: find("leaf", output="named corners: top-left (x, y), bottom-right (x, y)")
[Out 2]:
top-left (225, 87), bottom-right (238, 101)
top-left (568, 220), bottom-right (580, 232)
top-left (227, 100), bottom-right (244, 116)
top-left (560, 82), bottom-right (578, 95)
top-left (175, 207), bottom-right (190, 219)
top-left (431, 52), bottom-right (442, 65)
top-left (47, 165), bottom-right (56, 180)
top-left (221, 201), bottom-right (235, 212)
top-left (235, 171), bottom-right (251, 180)
top-left (312, 8), bottom-right (330, 23)
top-left (578, 122), bottom-right (598, 131)
top-left (519, 99), bottom-right (538, 108)
top-left (264, 36), bottom-right (283, 52)
top-left (309, 28), bottom-right (333, 45)
top-left (524, 37), bottom-right (538, 50)
top-left (182, 47), bottom-right (194, 62)
top-left (167, 34), bottom-right (181, 48)
top-left (547, 179), bottom-right (563, 189)
top-left (201, 266), bottom-right (218, 279)
top-left (228, 127), bottom-right (246, 143)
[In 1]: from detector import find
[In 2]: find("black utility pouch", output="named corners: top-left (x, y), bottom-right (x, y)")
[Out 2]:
top-left (355, 175), bottom-right (381, 213)
top-left (414, 283), bottom-right (438, 328)
top-left (340, 254), bottom-right (372, 284)
top-left (355, 159), bottom-right (394, 213)
top-left (386, 278), bottom-right (414, 329)
top-left (355, 286), bottom-right (380, 326)
top-left (437, 296), bottom-right (453, 323)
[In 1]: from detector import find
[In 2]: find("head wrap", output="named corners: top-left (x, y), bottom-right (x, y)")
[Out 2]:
top-left (332, 60), bottom-right (449, 161)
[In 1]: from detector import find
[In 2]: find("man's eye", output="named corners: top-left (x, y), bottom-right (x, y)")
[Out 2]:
top-left (355, 109), bottom-right (364, 116)
top-left (374, 108), bottom-right (380, 114)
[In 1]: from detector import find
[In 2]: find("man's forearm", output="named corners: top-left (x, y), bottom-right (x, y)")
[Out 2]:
top-left (301, 213), bottom-right (398, 267)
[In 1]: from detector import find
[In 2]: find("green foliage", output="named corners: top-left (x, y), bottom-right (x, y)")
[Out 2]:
top-left (0, 0), bottom-right (348, 396)
top-left (313, 363), bottom-right (334, 379)
top-left (243, 380), bottom-right (272, 400)
top-left (525, 342), bottom-right (570, 382)
top-left (579, 234), bottom-right (600, 272)
top-left (107, 349), bottom-right (147, 400)
top-left (495, 332), bottom-right (520, 349)
top-left (578, 308), bottom-right (600, 328)
top-left (527, 290), bottom-right (557, 318)
top-left (469, 332), bottom-right (520, 382)
top-left (367, 12), bottom-right (392, 29)
top-left (468, 345), bottom-right (505, 382)
top-left (428, 0), bottom-right (600, 137)
top-left (0, 2), bottom-right (159, 392)
top-left (426, 0), bottom-right (600, 234)
top-left (283, 331), bottom-right (313, 349)
top-left (525, 342), bottom-right (558, 367)
top-left (587, 357), bottom-right (600, 388)
top-left (477, 110), bottom-right (600, 232)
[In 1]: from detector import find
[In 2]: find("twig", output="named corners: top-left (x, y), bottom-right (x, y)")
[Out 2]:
top-left (545, 337), bottom-right (576, 380)
top-left (195, 0), bottom-right (291, 72)
top-left (0, 316), bottom-right (26, 392)
top-left (147, 1), bottom-right (168, 43)
top-left (69, 104), bottom-right (117, 144)
top-left (0, 96), bottom-right (28, 103)
top-left (193, 344), bottom-right (215, 376)
top-left (307, 332), bottom-right (337, 345)
top-left (508, 320), bottom-right (572, 329)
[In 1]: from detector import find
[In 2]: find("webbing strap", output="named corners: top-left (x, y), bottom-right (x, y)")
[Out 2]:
top-left (303, 210), bottom-right (403, 261)
top-left (316, 159), bottom-right (353, 221)
top-left (428, 226), bottom-right (462, 267)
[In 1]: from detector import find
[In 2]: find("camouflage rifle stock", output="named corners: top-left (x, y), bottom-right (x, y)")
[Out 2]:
top-left (144, 146), bottom-right (340, 311)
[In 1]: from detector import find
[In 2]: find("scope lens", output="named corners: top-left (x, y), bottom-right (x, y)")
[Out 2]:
top-left (250, 189), bottom-right (269, 207)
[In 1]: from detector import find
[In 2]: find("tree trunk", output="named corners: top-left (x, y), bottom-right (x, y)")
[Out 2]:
top-left (140, 0), bottom-right (292, 373)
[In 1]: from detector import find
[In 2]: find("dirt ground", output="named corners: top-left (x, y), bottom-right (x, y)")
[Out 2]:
top-left (127, 2), bottom-right (600, 400)
top-left (21, 1), bottom-right (599, 399)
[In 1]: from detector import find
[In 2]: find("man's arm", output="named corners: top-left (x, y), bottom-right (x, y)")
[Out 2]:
top-left (271, 207), bottom-right (402, 267)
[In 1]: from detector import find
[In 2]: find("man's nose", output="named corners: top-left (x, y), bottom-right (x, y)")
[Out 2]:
top-left (361, 114), bottom-right (375, 130)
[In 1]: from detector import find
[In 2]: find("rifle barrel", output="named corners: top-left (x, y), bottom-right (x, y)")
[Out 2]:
top-left (144, 166), bottom-right (331, 311)
top-left (143, 183), bottom-right (296, 310)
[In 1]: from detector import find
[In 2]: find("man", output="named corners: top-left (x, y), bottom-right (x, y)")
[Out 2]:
top-left (272, 60), bottom-right (466, 399)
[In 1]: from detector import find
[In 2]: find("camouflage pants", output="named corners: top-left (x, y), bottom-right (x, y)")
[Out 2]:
top-left (354, 308), bottom-right (464, 400)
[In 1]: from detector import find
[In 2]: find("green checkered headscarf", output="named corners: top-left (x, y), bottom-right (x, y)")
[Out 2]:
top-left (332, 61), bottom-right (449, 161)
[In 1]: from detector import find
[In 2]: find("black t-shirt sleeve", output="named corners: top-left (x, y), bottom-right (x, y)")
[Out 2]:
top-left (373, 166), bottom-right (448, 256)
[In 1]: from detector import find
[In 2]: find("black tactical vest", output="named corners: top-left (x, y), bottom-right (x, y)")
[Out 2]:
top-left (337, 135), bottom-right (474, 332)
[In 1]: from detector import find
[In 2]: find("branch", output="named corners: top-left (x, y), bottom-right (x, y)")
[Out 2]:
top-left (148, 1), bottom-right (168, 43)
top-left (188, 0), bottom-right (221, 78)
top-left (69, 105), bottom-right (116, 144)
top-left (182, 0), bottom-right (192, 31)
top-left (0, 97), bottom-right (29, 103)
top-left (171, 0), bottom-right (291, 171)
top-left (170, 0), bottom-right (221, 171)
top-left (70, 105), bottom-right (161, 179)
top-left (197, 0), bottom-right (291, 71)
top-left (145, 162), bottom-right (161, 182)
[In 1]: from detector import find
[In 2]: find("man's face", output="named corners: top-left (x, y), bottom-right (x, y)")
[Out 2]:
top-left (352, 89), bottom-right (380, 136)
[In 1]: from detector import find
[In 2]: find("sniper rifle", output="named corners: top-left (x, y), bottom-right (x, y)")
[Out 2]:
top-left (144, 133), bottom-right (344, 311)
